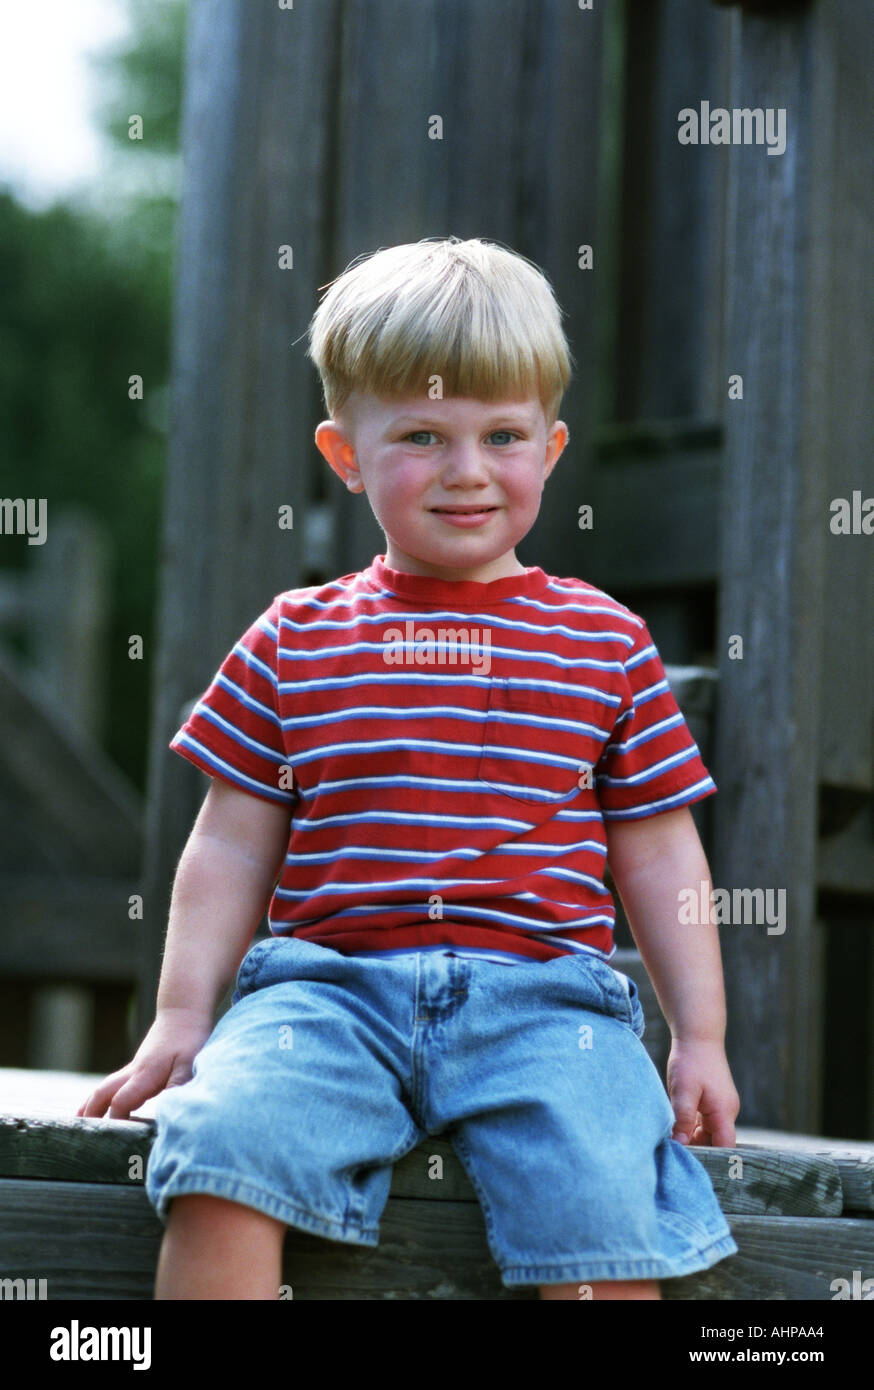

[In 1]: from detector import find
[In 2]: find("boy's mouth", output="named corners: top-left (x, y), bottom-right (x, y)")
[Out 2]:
top-left (429, 506), bottom-right (498, 515)
top-left (429, 505), bottom-right (500, 529)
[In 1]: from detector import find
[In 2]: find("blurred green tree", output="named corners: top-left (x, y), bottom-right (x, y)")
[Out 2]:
top-left (0, 0), bottom-right (188, 789)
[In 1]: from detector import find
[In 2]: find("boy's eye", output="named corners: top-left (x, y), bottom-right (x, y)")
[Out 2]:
top-left (402, 430), bottom-right (519, 446)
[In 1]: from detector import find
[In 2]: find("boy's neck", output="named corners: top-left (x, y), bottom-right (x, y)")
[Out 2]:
top-left (382, 551), bottom-right (528, 585)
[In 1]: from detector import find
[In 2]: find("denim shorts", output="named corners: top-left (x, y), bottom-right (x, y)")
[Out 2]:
top-left (145, 936), bottom-right (738, 1286)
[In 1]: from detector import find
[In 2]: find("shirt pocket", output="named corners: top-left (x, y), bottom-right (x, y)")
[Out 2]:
top-left (476, 679), bottom-right (596, 804)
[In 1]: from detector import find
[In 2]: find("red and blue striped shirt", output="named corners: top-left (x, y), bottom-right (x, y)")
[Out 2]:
top-left (170, 553), bottom-right (715, 965)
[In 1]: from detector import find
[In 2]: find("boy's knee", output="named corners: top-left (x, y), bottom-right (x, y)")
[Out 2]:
top-left (167, 1193), bottom-right (285, 1238)
top-left (539, 1279), bottom-right (661, 1300)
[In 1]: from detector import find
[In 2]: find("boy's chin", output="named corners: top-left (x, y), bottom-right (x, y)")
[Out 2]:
top-left (389, 550), bottom-right (526, 584)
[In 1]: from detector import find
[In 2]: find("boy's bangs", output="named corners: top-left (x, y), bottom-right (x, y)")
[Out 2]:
top-left (347, 305), bottom-right (551, 409)
top-left (309, 237), bottom-right (572, 420)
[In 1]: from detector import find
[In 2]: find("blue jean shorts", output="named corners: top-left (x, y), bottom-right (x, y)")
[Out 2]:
top-left (145, 937), bottom-right (738, 1286)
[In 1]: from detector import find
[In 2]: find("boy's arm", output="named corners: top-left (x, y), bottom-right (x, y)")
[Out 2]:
top-left (78, 778), bottom-right (291, 1118)
top-left (605, 806), bottom-right (740, 1146)
top-left (154, 777), bottom-right (292, 1017)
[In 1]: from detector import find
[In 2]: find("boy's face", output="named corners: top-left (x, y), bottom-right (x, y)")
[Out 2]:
top-left (315, 392), bottom-right (568, 582)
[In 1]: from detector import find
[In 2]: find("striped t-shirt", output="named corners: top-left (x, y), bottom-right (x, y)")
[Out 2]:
top-left (170, 553), bottom-right (715, 967)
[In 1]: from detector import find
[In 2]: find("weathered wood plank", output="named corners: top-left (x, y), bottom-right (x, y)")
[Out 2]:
top-left (7, 1070), bottom-right (872, 1211)
top-left (0, 1107), bottom-right (846, 1220)
top-left (712, 9), bottom-right (833, 1133)
top-left (815, 0), bottom-right (874, 795)
top-left (0, 1070), bottom-right (127, 1120)
top-left (0, 1116), bottom-right (152, 1187)
top-left (0, 646), bottom-right (142, 876)
top-left (292, 1209), bottom-right (874, 1299)
top-left (817, 802), bottom-right (874, 897)
top-left (0, 1179), bottom-right (870, 1301)
top-left (389, 1140), bottom-right (843, 1219)
top-left (734, 1128), bottom-right (874, 1214)
top-left (584, 446), bottom-right (721, 589)
top-left (663, 1216), bottom-right (874, 1303)
top-left (280, 1197), bottom-right (531, 1301)
top-left (28, 510), bottom-right (110, 742)
top-left (613, 2), bottom-right (731, 422)
top-left (139, 0), bottom-right (342, 1038)
top-left (690, 1148), bottom-right (842, 1219)
top-left (0, 1180), bottom-right (163, 1302)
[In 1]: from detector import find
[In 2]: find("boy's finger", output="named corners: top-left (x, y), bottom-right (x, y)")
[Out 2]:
top-left (706, 1116), bottom-right (737, 1147)
top-left (77, 1083), bottom-right (118, 1118)
top-left (106, 1070), bottom-right (166, 1119)
top-left (78, 1065), bottom-right (137, 1117)
top-left (666, 1078), bottom-right (703, 1145)
top-left (670, 1095), bottom-right (701, 1144)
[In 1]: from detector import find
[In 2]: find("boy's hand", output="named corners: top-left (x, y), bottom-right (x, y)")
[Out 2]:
top-left (665, 1038), bottom-right (740, 1148)
top-left (75, 1007), bottom-right (215, 1121)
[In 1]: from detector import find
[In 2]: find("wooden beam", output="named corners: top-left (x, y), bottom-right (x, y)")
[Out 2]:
top-left (712, 8), bottom-right (835, 1131)
top-left (584, 445), bottom-right (721, 588)
top-left (815, 2), bottom-right (874, 793)
top-left (818, 801), bottom-right (874, 896)
top-left (614, 0), bottom-right (732, 422)
top-left (662, 1215), bottom-right (874, 1301)
top-left (0, 1177), bottom-right (870, 1301)
top-left (0, 1110), bottom-right (851, 1220)
top-left (0, 649), bottom-right (142, 877)
top-left (735, 1127), bottom-right (874, 1212)
top-left (139, 0), bottom-right (341, 1038)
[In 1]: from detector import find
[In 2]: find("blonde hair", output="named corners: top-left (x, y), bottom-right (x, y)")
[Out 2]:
top-left (306, 236), bottom-right (573, 425)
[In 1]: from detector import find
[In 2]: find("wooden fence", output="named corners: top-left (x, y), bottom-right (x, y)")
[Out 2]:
top-left (0, 511), bottom-right (142, 1071)
top-left (138, 0), bottom-right (874, 1136)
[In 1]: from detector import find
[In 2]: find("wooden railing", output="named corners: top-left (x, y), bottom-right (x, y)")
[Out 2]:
top-left (0, 510), bottom-right (143, 1071)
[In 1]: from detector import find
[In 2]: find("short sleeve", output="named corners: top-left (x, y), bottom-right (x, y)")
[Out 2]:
top-left (169, 595), bottom-right (295, 806)
top-left (595, 618), bottom-right (716, 821)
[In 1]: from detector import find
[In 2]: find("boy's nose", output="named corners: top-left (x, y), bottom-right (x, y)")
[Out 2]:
top-left (439, 443), bottom-right (493, 480)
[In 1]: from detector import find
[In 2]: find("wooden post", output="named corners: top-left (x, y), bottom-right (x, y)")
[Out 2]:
top-left (326, 0), bottom-right (608, 577)
top-left (30, 509), bottom-right (110, 742)
top-left (813, 3), bottom-right (874, 798)
top-left (614, 0), bottom-right (731, 423)
top-left (713, 6), bottom-right (837, 1131)
top-left (138, 0), bottom-right (341, 1038)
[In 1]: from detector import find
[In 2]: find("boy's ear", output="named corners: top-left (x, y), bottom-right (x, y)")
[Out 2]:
top-left (543, 419), bottom-right (570, 483)
top-left (314, 420), bottom-right (366, 493)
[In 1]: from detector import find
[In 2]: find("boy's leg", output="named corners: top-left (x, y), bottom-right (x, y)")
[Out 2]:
top-left (155, 1194), bottom-right (287, 1300)
top-left (147, 946), bottom-right (427, 1300)
top-left (539, 1280), bottom-right (661, 1300)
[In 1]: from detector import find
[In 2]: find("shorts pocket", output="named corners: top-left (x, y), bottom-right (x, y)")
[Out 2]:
top-left (567, 954), bottom-right (642, 1030)
top-left (233, 939), bottom-right (270, 1000)
top-left (233, 935), bottom-right (298, 999)
top-left (626, 974), bottom-right (646, 1037)
top-left (476, 680), bottom-right (592, 803)
top-left (609, 969), bottom-right (646, 1037)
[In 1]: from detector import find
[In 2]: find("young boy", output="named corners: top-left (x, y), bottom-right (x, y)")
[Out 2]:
top-left (79, 236), bottom-right (740, 1300)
